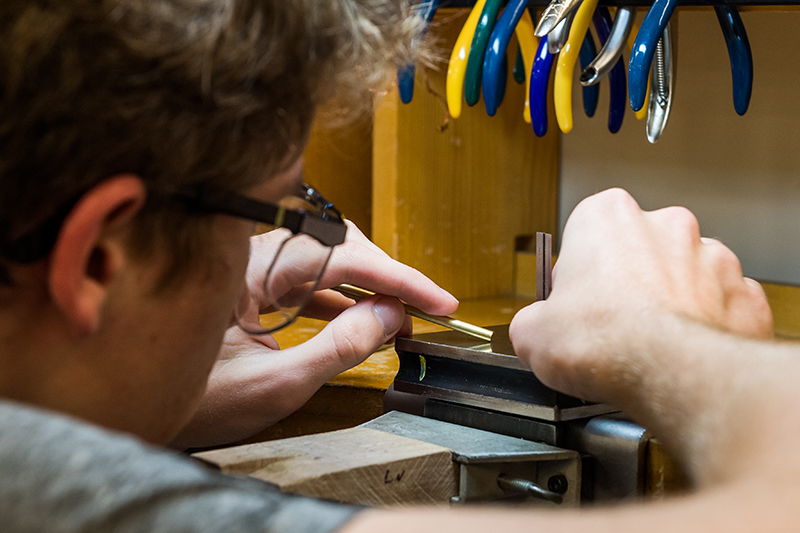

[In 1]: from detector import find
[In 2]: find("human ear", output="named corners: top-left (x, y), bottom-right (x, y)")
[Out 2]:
top-left (48, 175), bottom-right (146, 336)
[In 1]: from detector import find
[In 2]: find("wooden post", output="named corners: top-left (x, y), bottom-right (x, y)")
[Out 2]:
top-left (373, 9), bottom-right (560, 299)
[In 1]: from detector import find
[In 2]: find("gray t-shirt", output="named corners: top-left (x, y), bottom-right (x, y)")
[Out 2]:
top-left (0, 400), bottom-right (360, 532)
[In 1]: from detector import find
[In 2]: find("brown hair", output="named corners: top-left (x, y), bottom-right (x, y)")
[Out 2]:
top-left (0, 0), bottom-right (427, 286)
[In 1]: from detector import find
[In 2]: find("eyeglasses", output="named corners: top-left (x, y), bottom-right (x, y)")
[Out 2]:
top-left (1, 181), bottom-right (346, 335)
top-left (173, 182), bottom-right (347, 335)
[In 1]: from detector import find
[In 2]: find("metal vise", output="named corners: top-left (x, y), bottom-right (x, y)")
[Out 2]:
top-left (383, 325), bottom-right (682, 504)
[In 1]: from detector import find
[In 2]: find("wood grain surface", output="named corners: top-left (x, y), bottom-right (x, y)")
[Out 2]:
top-left (762, 282), bottom-right (800, 339)
top-left (373, 10), bottom-right (560, 300)
top-left (303, 109), bottom-right (373, 238)
top-left (197, 427), bottom-right (458, 507)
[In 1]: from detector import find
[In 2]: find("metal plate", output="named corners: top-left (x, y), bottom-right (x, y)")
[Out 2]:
top-left (396, 325), bottom-right (524, 370)
top-left (394, 325), bottom-right (615, 422)
top-left (363, 411), bottom-right (576, 464)
top-left (425, 399), bottom-right (562, 446)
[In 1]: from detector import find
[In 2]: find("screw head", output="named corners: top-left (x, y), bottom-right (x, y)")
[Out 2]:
top-left (547, 474), bottom-right (568, 494)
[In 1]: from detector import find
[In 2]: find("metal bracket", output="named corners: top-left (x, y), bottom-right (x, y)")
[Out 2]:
top-left (423, 401), bottom-right (650, 502)
top-left (363, 411), bottom-right (581, 506)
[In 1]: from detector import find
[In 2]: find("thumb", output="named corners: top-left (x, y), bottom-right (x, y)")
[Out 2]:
top-left (509, 299), bottom-right (583, 398)
top-left (509, 300), bottom-right (548, 369)
top-left (291, 295), bottom-right (406, 381)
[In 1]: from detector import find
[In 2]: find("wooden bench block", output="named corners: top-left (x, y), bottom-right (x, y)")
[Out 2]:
top-left (195, 427), bottom-right (458, 507)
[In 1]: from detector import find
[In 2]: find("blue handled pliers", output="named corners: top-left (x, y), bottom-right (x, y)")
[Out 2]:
top-left (715, 6), bottom-right (753, 116)
top-left (628, 0), bottom-right (678, 112)
top-left (531, 32), bottom-right (597, 136)
top-left (630, 0), bottom-right (752, 115)
top-left (592, 6), bottom-right (626, 133)
top-left (482, 0), bottom-right (529, 116)
top-left (530, 35), bottom-right (556, 136)
top-left (398, 0), bottom-right (440, 104)
top-left (578, 33), bottom-right (600, 119)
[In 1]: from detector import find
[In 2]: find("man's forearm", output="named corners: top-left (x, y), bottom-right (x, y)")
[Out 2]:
top-left (342, 477), bottom-right (800, 533)
top-left (607, 309), bottom-right (800, 487)
top-left (340, 314), bottom-right (800, 533)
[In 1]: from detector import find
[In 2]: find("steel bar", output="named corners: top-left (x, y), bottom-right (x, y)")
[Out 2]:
top-left (536, 232), bottom-right (552, 301)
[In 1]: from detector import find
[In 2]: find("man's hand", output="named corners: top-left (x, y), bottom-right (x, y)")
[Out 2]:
top-left (171, 221), bottom-right (458, 449)
top-left (510, 188), bottom-right (773, 405)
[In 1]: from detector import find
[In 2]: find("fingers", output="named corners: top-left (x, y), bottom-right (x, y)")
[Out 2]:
top-left (695, 237), bottom-right (772, 337)
top-left (246, 220), bottom-right (458, 318)
top-left (509, 301), bottom-right (546, 372)
top-left (398, 312), bottom-right (414, 337)
top-left (728, 277), bottom-right (774, 339)
top-left (284, 295), bottom-right (407, 378)
top-left (342, 220), bottom-right (391, 257)
top-left (301, 290), bottom-right (354, 321)
top-left (512, 187), bottom-right (775, 400)
top-left (555, 188), bottom-right (644, 275)
top-left (571, 187), bottom-right (641, 221)
top-left (565, 188), bottom-right (643, 237)
top-left (318, 237), bottom-right (459, 316)
top-left (651, 206), bottom-right (701, 243)
top-left (699, 237), bottom-right (743, 280)
top-left (303, 290), bottom-right (415, 336)
top-left (509, 300), bottom-right (597, 401)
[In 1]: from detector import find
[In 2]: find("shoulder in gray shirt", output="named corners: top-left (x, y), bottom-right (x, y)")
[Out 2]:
top-left (0, 400), bottom-right (359, 532)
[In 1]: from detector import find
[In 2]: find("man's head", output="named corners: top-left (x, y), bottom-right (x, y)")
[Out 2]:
top-left (0, 0), bottom-right (425, 443)
top-left (1, 0), bottom-right (424, 284)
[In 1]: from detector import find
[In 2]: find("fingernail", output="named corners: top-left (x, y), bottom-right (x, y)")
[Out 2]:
top-left (439, 286), bottom-right (459, 303)
top-left (372, 297), bottom-right (405, 337)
